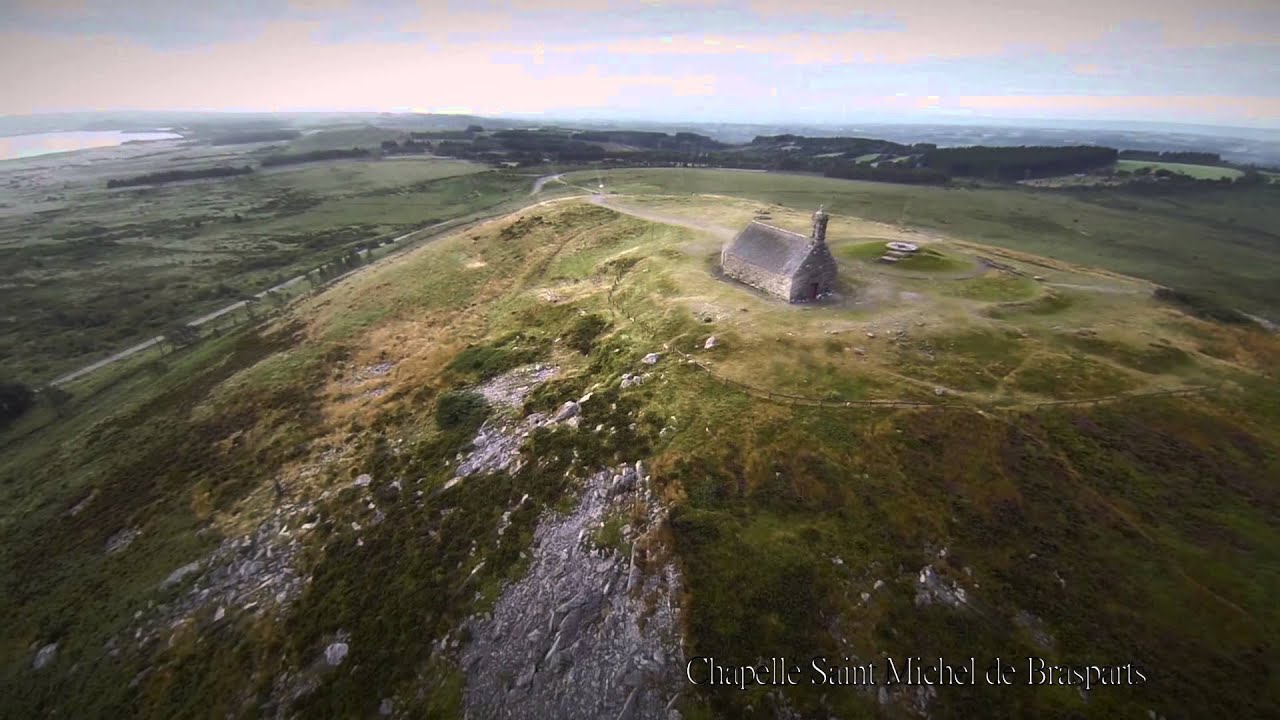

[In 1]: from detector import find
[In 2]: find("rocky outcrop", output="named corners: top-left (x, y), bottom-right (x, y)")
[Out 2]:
top-left (105, 527), bottom-right (140, 555)
top-left (477, 363), bottom-right (560, 409)
top-left (32, 643), bottom-right (57, 670)
top-left (451, 411), bottom-right (550, 480)
top-left (449, 364), bottom-right (566, 482)
top-left (460, 463), bottom-right (683, 720)
top-left (620, 373), bottom-right (651, 389)
top-left (324, 642), bottom-right (349, 667)
top-left (914, 564), bottom-right (968, 608)
top-left (129, 504), bottom-right (311, 649)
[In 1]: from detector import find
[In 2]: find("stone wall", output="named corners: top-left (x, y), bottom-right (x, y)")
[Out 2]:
top-left (722, 251), bottom-right (791, 301)
top-left (786, 243), bottom-right (839, 302)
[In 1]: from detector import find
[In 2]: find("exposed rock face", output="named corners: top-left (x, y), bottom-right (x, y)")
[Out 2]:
top-left (105, 527), bottom-right (140, 555)
top-left (641, 353), bottom-right (661, 365)
top-left (703, 336), bottom-right (718, 350)
top-left (32, 643), bottom-right (57, 670)
top-left (461, 465), bottom-right (683, 720)
top-left (131, 506), bottom-right (310, 648)
top-left (162, 561), bottom-right (202, 588)
top-left (914, 564), bottom-right (967, 608)
top-left (356, 362), bottom-right (395, 380)
top-left (324, 642), bottom-right (349, 667)
top-left (620, 373), bottom-right (651, 389)
top-left (552, 400), bottom-right (581, 422)
top-left (477, 363), bottom-right (560, 409)
top-left (66, 490), bottom-right (98, 517)
top-left (451, 411), bottom-right (549, 480)
top-left (450, 364), bottom-right (567, 481)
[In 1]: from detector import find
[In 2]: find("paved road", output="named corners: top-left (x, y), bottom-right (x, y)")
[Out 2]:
top-left (52, 174), bottom-right (570, 387)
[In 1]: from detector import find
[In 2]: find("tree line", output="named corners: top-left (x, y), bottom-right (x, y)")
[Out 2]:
top-left (1118, 150), bottom-right (1223, 165)
top-left (106, 165), bottom-right (254, 188)
top-left (380, 139), bottom-right (431, 155)
top-left (570, 130), bottom-right (725, 151)
top-left (106, 146), bottom-right (377, 186)
top-left (920, 145), bottom-right (1119, 180)
top-left (823, 162), bottom-right (950, 185)
top-left (260, 147), bottom-right (371, 167)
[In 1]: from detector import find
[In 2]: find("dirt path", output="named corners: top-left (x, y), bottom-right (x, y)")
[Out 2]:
top-left (530, 173), bottom-right (563, 195)
top-left (1044, 281), bottom-right (1143, 295)
top-left (589, 193), bottom-right (736, 240)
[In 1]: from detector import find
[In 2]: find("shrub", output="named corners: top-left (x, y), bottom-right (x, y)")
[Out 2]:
top-left (0, 381), bottom-right (36, 429)
top-left (566, 314), bottom-right (610, 355)
top-left (445, 334), bottom-right (548, 381)
top-left (434, 390), bottom-right (490, 432)
top-left (1153, 287), bottom-right (1253, 325)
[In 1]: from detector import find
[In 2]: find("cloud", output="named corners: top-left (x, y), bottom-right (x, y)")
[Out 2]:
top-left (0, 25), bottom-right (716, 115)
top-left (952, 94), bottom-right (1280, 123)
top-left (0, 0), bottom-right (1275, 125)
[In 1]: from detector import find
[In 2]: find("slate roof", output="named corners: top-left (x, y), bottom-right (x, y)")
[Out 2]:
top-left (723, 221), bottom-right (814, 277)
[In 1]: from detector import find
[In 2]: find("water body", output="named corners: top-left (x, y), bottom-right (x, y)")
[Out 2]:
top-left (0, 130), bottom-right (183, 161)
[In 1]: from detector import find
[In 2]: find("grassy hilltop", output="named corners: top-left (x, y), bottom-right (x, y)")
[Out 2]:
top-left (2, 164), bottom-right (1279, 718)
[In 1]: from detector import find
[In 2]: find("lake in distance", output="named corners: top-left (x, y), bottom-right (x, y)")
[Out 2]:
top-left (0, 130), bottom-right (183, 161)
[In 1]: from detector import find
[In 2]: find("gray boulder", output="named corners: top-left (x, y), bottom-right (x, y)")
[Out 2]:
top-left (325, 642), bottom-right (349, 666)
top-left (553, 401), bottom-right (581, 422)
top-left (162, 561), bottom-right (201, 588)
top-left (32, 643), bottom-right (57, 670)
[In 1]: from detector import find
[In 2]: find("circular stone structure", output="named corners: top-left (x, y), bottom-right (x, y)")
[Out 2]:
top-left (886, 241), bottom-right (919, 253)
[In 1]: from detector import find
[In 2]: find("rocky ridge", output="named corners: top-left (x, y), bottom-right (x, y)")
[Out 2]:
top-left (460, 461), bottom-right (683, 720)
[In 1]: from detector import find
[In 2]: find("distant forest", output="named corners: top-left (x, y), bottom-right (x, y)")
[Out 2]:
top-left (259, 148), bottom-right (370, 167)
top-left (106, 165), bottom-right (254, 188)
top-left (823, 163), bottom-right (950, 185)
top-left (380, 139), bottom-right (431, 155)
top-left (1118, 149), bottom-right (1224, 165)
top-left (103, 126), bottom-right (1268, 191)
top-left (920, 145), bottom-right (1119, 180)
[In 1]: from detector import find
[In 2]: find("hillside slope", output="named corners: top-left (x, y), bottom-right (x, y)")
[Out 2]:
top-left (3, 198), bottom-right (1278, 719)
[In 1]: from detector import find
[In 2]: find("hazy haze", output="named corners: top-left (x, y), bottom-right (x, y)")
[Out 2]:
top-left (2, 0), bottom-right (1277, 128)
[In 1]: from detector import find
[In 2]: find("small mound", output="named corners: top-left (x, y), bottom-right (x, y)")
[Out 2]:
top-left (944, 273), bottom-right (1039, 301)
top-left (838, 240), bottom-right (972, 273)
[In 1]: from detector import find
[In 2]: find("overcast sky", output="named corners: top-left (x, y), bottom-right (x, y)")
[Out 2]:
top-left (2, 0), bottom-right (1278, 128)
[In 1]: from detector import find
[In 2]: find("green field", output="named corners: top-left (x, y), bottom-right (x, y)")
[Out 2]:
top-left (573, 168), bottom-right (1280, 318)
top-left (0, 144), bottom-right (544, 382)
top-left (284, 124), bottom-right (411, 152)
top-left (1114, 159), bottom-right (1244, 180)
